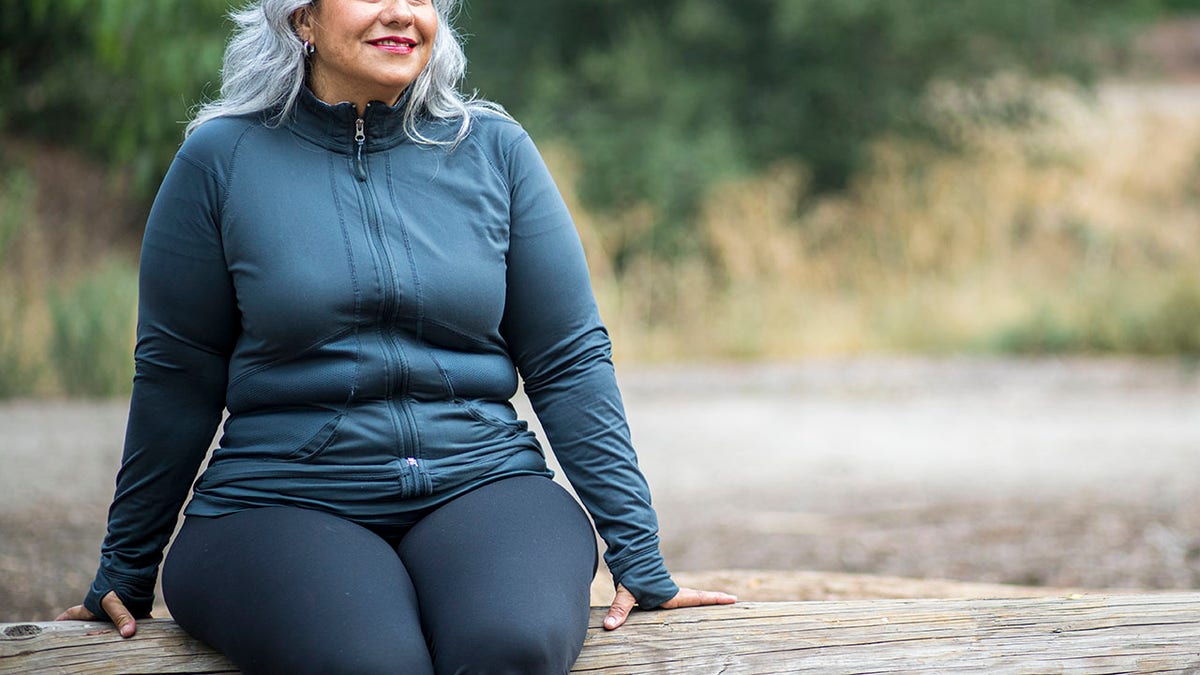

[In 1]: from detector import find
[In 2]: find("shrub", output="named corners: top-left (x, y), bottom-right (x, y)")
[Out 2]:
top-left (47, 261), bottom-right (137, 397)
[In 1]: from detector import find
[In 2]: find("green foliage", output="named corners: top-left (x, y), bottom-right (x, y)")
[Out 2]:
top-left (2, 1), bottom-right (1177, 218)
top-left (1151, 0), bottom-right (1200, 12)
top-left (460, 0), bottom-right (1160, 262)
top-left (0, 0), bottom-right (229, 192)
top-left (47, 262), bottom-right (138, 397)
top-left (0, 0), bottom-right (1192, 266)
top-left (0, 1), bottom-right (1181, 213)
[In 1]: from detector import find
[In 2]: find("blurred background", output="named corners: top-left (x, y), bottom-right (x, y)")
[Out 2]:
top-left (2, 0), bottom-right (1199, 621)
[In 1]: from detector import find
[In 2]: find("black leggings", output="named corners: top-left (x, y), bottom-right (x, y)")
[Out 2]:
top-left (161, 476), bottom-right (598, 675)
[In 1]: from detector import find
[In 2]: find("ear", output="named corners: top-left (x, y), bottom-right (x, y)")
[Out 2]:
top-left (291, 6), bottom-right (315, 43)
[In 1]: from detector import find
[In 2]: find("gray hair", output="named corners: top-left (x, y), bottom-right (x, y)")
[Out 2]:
top-left (186, 0), bottom-right (506, 145)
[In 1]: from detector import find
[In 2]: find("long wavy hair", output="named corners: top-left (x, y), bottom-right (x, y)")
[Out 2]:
top-left (186, 0), bottom-right (506, 145)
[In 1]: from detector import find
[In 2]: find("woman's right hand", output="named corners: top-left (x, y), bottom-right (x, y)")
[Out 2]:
top-left (55, 591), bottom-right (138, 638)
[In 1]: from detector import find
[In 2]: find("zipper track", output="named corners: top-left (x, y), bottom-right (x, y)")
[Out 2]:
top-left (352, 114), bottom-right (423, 490)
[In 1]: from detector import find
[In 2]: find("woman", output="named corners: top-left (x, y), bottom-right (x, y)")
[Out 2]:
top-left (55, 0), bottom-right (734, 672)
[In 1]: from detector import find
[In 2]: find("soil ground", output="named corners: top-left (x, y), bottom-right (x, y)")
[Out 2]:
top-left (2, 357), bottom-right (1198, 621)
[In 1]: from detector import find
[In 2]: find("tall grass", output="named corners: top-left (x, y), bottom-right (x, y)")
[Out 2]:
top-left (47, 262), bottom-right (137, 397)
top-left (0, 154), bottom-right (138, 398)
top-left (563, 82), bottom-right (1200, 361)
top-left (0, 167), bottom-right (40, 396)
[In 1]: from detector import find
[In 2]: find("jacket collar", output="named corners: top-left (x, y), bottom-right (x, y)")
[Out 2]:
top-left (287, 85), bottom-right (414, 154)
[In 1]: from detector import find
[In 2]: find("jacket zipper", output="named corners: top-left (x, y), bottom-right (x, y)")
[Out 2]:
top-left (354, 118), bottom-right (367, 182)
top-left (351, 115), bottom-right (423, 489)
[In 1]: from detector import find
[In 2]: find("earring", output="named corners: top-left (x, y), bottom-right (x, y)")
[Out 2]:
top-left (303, 40), bottom-right (316, 56)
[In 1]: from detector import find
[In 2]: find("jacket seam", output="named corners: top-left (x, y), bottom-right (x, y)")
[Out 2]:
top-left (384, 154), bottom-right (425, 340)
top-left (215, 123), bottom-right (256, 219)
top-left (227, 325), bottom-right (357, 389)
top-left (499, 132), bottom-right (528, 193)
top-left (328, 151), bottom-right (364, 405)
top-left (173, 150), bottom-right (232, 256)
top-left (466, 131), bottom-right (520, 194)
top-left (174, 152), bottom-right (226, 191)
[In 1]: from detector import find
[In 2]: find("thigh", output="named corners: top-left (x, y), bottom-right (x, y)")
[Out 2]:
top-left (398, 476), bottom-right (598, 675)
top-left (163, 506), bottom-right (434, 675)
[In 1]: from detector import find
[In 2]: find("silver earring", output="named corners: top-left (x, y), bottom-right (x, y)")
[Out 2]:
top-left (303, 40), bottom-right (316, 56)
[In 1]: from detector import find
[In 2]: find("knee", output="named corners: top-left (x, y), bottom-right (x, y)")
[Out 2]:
top-left (433, 621), bottom-right (583, 675)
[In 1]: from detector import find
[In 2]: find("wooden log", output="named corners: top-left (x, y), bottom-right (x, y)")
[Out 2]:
top-left (3, 593), bottom-right (1199, 674)
top-left (0, 619), bottom-right (236, 675)
top-left (666, 568), bottom-right (1091, 602)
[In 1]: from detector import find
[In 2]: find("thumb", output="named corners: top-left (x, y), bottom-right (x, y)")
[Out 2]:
top-left (100, 591), bottom-right (138, 638)
top-left (604, 584), bottom-right (637, 631)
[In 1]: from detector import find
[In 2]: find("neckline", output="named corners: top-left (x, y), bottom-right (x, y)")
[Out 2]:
top-left (286, 85), bottom-right (415, 153)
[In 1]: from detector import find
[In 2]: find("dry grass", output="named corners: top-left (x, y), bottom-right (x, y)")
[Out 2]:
top-left (557, 81), bottom-right (1200, 362)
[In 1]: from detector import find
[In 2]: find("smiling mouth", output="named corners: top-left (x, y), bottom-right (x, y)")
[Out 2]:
top-left (369, 37), bottom-right (418, 52)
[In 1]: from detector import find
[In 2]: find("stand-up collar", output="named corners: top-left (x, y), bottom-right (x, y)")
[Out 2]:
top-left (288, 86), bottom-right (414, 154)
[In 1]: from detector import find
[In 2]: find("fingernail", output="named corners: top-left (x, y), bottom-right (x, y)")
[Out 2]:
top-left (604, 617), bottom-right (617, 628)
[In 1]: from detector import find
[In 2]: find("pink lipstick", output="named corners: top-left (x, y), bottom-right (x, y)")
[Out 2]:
top-left (368, 36), bottom-right (417, 55)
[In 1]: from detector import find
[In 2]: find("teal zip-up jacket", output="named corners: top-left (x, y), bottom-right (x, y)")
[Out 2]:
top-left (84, 88), bottom-right (678, 618)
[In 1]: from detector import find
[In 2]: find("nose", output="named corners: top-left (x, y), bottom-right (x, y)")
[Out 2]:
top-left (380, 0), bottom-right (415, 26)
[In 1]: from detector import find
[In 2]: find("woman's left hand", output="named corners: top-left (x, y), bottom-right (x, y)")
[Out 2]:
top-left (603, 583), bottom-right (737, 630)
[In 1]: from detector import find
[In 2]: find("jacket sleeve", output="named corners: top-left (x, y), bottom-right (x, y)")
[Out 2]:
top-left (83, 148), bottom-right (238, 619)
top-left (498, 131), bottom-right (679, 608)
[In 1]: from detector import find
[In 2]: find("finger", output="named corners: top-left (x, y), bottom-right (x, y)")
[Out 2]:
top-left (674, 589), bottom-right (737, 607)
top-left (54, 605), bottom-right (97, 622)
top-left (604, 584), bottom-right (637, 631)
top-left (100, 591), bottom-right (138, 638)
top-left (661, 588), bottom-right (738, 609)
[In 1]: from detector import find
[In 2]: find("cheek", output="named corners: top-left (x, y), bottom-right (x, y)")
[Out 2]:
top-left (423, 21), bottom-right (438, 67)
top-left (423, 11), bottom-right (439, 45)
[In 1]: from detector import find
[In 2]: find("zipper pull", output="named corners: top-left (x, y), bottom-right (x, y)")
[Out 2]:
top-left (354, 117), bottom-right (366, 182)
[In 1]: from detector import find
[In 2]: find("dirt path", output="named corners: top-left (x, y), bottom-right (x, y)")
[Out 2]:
top-left (611, 358), bottom-right (1200, 591)
top-left (2, 357), bottom-right (1198, 621)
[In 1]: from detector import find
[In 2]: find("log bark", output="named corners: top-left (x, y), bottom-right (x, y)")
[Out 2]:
top-left (3, 593), bottom-right (1198, 674)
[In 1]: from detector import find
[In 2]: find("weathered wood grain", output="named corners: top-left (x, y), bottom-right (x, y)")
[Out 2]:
top-left (3, 594), bottom-right (1198, 674)
top-left (665, 569), bottom-right (1089, 603)
top-left (0, 618), bottom-right (237, 674)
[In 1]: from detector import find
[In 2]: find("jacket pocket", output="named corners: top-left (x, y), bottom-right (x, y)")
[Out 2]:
top-left (285, 412), bottom-right (346, 462)
top-left (456, 398), bottom-right (528, 433)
